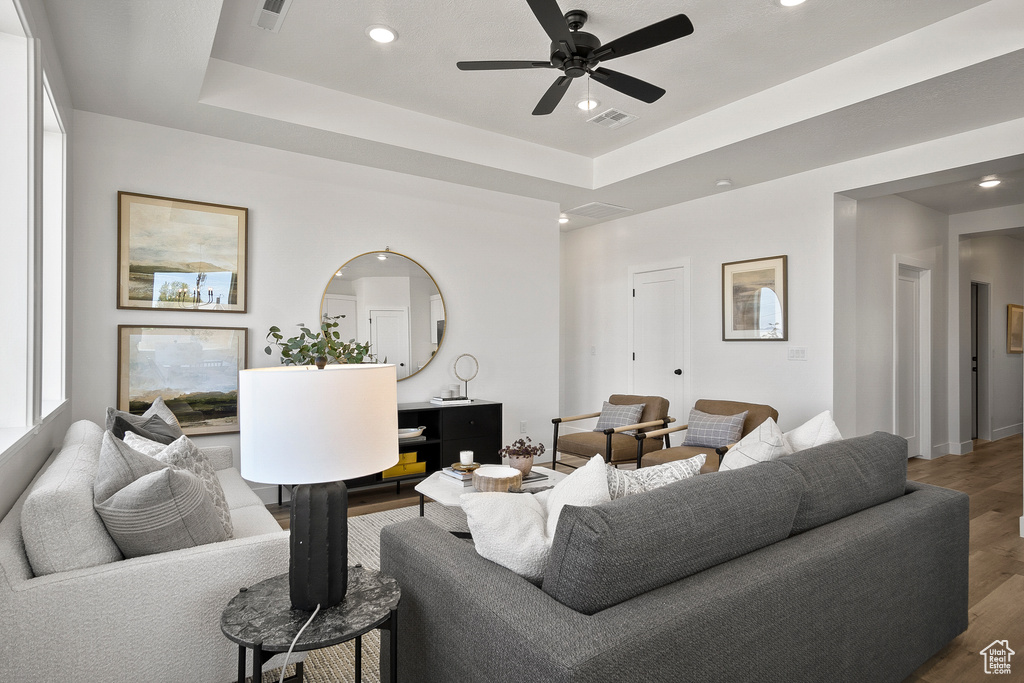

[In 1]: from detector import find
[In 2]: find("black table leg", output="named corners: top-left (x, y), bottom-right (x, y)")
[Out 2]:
top-left (237, 645), bottom-right (246, 683)
top-left (355, 634), bottom-right (362, 683)
top-left (389, 606), bottom-right (399, 683)
top-left (419, 493), bottom-right (424, 517)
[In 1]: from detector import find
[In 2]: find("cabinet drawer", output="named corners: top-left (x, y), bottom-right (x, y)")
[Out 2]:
top-left (443, 437), bottom-right (501, 465)
top-left (442, 404), bottom-right (500, 440)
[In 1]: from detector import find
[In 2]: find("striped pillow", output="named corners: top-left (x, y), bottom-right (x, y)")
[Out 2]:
top-left (682, 408), bottom-right (748, 448)
top-left (593, 402), bottom-right (645, 435)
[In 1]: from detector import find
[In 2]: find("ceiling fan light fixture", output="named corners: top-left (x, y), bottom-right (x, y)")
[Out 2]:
top-left (979, 177), bottom-right (1001, 188)
top-left (576, 98), bottom-right (600, 111)
top-left (366, 25), bottom-right (397, 43)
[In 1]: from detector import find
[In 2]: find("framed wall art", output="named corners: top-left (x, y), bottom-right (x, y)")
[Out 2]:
top-left (117, 192), bottom-right (248, 312)
top-left (1008, 304), bottom-right (1023, 354)
top-left (722, 255), bottom-right (788, 341)
top-left (117, 325), bottom-right (248, 435)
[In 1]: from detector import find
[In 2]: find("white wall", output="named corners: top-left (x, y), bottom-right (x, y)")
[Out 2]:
top-left (562, 117), bottom-right (1024, 443)
top-left (959, 234), bottom-right (1024, 440)
top-left (71, 112), bottom-right (560, 501)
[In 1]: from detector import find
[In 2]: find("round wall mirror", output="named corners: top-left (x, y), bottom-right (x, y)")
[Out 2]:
top-left (320, 250), bottom-right (446, 381)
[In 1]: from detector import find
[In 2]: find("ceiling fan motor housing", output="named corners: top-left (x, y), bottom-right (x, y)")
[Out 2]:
top-left (551, 30), bottom-right (601, 76)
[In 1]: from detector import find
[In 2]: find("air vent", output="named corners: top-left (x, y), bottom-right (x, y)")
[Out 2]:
top-left (251, 0), bottom-right (293, 32)
top-left (586, 108), bottom-right (639, 129)
top-left (565, 202), bottom-right (633, 220)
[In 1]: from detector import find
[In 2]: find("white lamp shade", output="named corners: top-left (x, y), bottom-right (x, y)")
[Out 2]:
top-left (239, 364), bottom-right (399, 484)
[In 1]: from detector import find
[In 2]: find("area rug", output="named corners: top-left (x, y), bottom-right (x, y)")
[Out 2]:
top-left (252, 502), bottom-right (469, 683)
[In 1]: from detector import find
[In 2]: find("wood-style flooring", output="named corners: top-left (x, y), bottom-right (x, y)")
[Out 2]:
top-left (268, 436), bottom-right (1024, 682)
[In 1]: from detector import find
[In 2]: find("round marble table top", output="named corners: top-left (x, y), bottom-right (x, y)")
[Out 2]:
top-left (221, 566), bottom-right (401, 652)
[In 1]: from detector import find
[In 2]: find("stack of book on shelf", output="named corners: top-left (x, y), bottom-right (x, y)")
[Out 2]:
top-left (429, 396), bottom-right (473, 406)
top-left (381, 452), bottom-right (426, 479)
top-left (440, 467), bottom-right (475, 486)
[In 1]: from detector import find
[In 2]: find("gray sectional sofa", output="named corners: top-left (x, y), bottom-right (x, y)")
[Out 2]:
top-left (380, 431), bottom-right (968, 683)
top-left (0, 420), bottom-right (292, 682)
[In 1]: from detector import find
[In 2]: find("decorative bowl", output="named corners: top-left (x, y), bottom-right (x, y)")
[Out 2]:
top-left (472, 466), bottom-right (523, 493)
top-left (398, 426), bottom-right (426, 439)
top-left (452, 462), bottom-right (480, 472)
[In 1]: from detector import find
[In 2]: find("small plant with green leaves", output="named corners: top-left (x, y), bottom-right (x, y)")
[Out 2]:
top-left (265, 315), bottom-right (375, 368)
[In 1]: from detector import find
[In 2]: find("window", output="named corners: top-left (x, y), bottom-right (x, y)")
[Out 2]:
top-left (40, 78), bottom-right (66, 417)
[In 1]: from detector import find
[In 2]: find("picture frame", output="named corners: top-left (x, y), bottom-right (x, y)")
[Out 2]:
top-left (722, 255), bottom-right (788, 341)
top-left (117, 191), bottom-right (248, 313)
top-left (1008, 304), bottom-right (1023, 354)
top-left (117, 325), bottom-right (248, 436)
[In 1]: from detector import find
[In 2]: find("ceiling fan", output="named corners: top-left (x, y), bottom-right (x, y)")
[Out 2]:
top-left (456, 0), bottom-right (694, 115)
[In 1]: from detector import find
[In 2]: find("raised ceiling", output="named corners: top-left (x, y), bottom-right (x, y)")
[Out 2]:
top-left (39, 0), bottom-right (1024, 227)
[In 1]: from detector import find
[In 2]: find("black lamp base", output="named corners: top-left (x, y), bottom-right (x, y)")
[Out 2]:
top-left (289, 481), bottom-right (348, 611)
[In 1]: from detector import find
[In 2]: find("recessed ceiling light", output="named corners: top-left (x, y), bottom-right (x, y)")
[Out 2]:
top-left (377, 254), bottom-right (388, 260)
top-left (779, 0), bottom-right (806, 6)
top-left (558, 214), bottom-right (569, 224)
top-left (366, 25), bottom-right (397, 43)
top-left (335, 270), bottom-right (343, 277)
top-left (576, 98), bottom-right (600, 111)
top-left (715, 179), bottom-right (733, 188)
top-left (979, 177), bottom-right (1001, 188)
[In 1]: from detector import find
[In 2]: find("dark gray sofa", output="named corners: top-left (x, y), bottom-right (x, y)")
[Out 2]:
top-left (380, 432), bottom-right (968, 683)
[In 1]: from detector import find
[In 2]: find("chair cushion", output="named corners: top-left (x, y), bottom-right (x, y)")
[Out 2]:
top-left (557, 431), bottom-right (662, 463)
top-left (777, 431), bottom-right (907, 535)
top-left (682, 408), bottom-right (747, 448)
top-left (694, 399), bottom-right (779, 438)
top-left (21, 420), bottom-right (123, 576)
top-left (542, 461), bottom-right (805, 615)
top-left (719, 418), bottom-right (791, 471)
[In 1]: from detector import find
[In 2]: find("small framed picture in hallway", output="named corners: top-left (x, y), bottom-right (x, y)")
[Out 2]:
top-left (1008, 304), bottom-right (1023, 354)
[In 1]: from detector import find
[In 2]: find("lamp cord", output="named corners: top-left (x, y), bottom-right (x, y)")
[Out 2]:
top-left (278, 604), bottom-right (320, 683)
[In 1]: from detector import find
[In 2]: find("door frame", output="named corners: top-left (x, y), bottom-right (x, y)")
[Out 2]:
top-left (627, 258), bottom-right (691, 418)
top-left (970, 279), bottom-right (993, 441)
top-left (892, 256), bottom-right (932, 459)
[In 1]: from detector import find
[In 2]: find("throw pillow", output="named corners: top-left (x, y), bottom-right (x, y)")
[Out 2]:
top-left (719, 418), bottom-right (791, 471)
top-left (123, 432), bottom-right (233, 538)
top-left (682, 408), bottom-right (748, 448)
top-left (593, 401), bottom-right (645, 435)
top-left (109, 414), bottom-right (178, 445)
top-left (544, 454), bottom-right (612, 539)
top-left (606, 454), bottom-right (706, 500)
top-left (93, 432), bottom-right (227, 558)
top-left (784, 410), bottom-right (843, 452)
top-left (461, 492), bottom-right (549, 582)
top-left (106, 396), bottom-right (185, 438)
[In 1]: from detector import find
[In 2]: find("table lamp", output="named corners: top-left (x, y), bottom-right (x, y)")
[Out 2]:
top-left (239, 364), bottom-right (398, 611)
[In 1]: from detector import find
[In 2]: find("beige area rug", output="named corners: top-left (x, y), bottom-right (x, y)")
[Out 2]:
top-left (251, 503), bottom-right (469, 683)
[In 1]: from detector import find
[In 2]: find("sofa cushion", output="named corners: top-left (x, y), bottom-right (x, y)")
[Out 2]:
top-left (20, 420), bottom-right (123, 576)
top-left (217, 469), bottom-right (267, 509)
top-left (542, 461), bottom-right (805, 614)
top-left (682, 408), bottom-right (747, 448)
top-left (93, 433), bottom-right (227, 558)
top-left (777, 431), bottom-right (907, 535)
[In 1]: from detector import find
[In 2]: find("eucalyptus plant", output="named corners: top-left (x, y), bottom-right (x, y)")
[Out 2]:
top-left (264, 315), bottom-right (375, 368)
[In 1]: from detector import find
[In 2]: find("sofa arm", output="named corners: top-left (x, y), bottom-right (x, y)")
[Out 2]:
top-left (0, 529), bottom-right (290, 682)
top-left (202, 445), bottom-right (234, 471)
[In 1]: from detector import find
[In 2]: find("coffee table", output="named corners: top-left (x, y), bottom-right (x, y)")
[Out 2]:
top-left (414, 465), bottom-right (568, 515)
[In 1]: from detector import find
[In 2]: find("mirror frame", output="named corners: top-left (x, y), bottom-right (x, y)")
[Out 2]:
top-left (319, 249), bottom-right (446, 381)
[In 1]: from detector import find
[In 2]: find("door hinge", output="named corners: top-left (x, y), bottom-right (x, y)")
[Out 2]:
top-left (632, 288), bottom-right (635, 297)
top-left (632, 352), bottom-right (635, 361)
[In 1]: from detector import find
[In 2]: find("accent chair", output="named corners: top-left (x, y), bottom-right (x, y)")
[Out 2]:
top-left (551, 394), bottom-right (672, 470)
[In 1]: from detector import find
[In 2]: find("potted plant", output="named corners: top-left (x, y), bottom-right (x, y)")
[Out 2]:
top-left (499, 437), bottom-right (546, 477)
top-left (265, 315), bottom-right (375, 368)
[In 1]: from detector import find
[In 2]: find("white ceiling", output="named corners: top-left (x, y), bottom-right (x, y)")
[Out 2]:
top-left (38, 0), bottom-right (1024, 227)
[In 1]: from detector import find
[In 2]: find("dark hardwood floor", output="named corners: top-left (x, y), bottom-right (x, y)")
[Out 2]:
top-left (268, 436), bottom-right (1024, 681)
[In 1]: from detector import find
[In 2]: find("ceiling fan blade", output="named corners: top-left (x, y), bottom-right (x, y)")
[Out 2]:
top-left (457, 60), bottom-right (553, 71)
top-left (591, 67), bottom-right (665, 103)
top-left (526, 0), bottom-right (576, 54)
top-left (591, 14), bottom-right (694, 62)
top-left (532, 75), bottom-right (572, 115)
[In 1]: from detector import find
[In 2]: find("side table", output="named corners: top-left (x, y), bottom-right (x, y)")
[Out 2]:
top-left (221, 566), bottom-right (400, 683)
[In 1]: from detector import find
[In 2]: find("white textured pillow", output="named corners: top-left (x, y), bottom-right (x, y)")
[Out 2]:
top-left (461, 492), bottom-right (549, 582)
top-left (544, 455), bottom-right (612, 539)
top-left (784, 410), bottom-right (843, 452)
top-left (606, 454), bottom-right (706, 499)
top-left (720, 418), bottom-right (791, 471)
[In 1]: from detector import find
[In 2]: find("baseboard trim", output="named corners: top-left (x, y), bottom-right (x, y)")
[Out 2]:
top-left (916, 443), bottom-right (952, 460)
top-left (992, 423), bottom-right (1023, 442)
top-left (1020, 516), bottom-right (1024, 539)
top-left (954, 440), bottom-right (974, 455)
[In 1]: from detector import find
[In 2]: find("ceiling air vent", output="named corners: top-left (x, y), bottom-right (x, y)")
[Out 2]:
top-left (587, 108), bottom-right (639, 129)
top-left (565, 202), bottom-right (633, 220)
top-left (251, 0), bottom-right (293, 32)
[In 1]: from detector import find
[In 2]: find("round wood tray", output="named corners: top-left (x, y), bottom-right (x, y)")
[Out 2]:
top-left (472, 466), bottom-right (522, 493)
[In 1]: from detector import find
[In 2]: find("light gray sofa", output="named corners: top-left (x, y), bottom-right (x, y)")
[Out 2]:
top-left (380, 431), bottom-right (969, 683)
top-left (0, 420), bottom-right (292, 682)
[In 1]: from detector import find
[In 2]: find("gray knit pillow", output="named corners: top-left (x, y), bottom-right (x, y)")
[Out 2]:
top-left (93, 432), bottom-right (227, 558)
top-left (682, 408), bottom-right (748, 448)
top-left (593, 402), bottom-right (645, 435)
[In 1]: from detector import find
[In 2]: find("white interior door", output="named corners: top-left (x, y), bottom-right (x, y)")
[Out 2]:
top-left (896, 267), bottom-right (921, 455)
top-left (370, 309), bottom-right (410, 378)
top-left (631, 267), bottom-right (688, 419)
top-left (323, 295), bottom-right (358, 343)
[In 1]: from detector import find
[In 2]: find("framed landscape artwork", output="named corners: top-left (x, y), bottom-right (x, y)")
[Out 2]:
top-left (1008, 304), bottom-right (1023, 354)
top-left (117, 325), bottom-right (248, 436)
top-left (722, 255), bottom-right (788, 341)
top-left (117, 192), bottom-right (248, 312)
